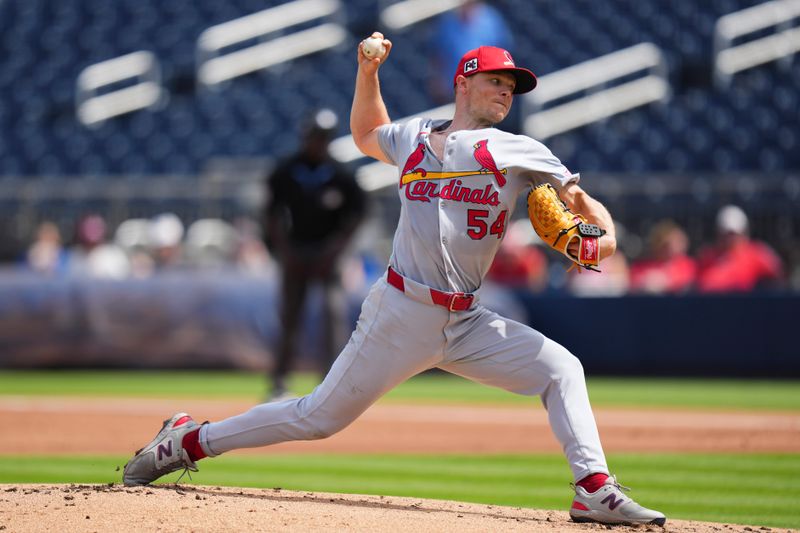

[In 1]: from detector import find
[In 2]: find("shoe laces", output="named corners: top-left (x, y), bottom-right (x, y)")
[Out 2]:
top-left (609, 475), bottom-right (631, 492)
top-left (175, 466), bottom-right (194, 484)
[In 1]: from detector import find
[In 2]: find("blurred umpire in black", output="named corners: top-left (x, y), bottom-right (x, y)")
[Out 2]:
top-left (263, 108), bottom-right (367, 400)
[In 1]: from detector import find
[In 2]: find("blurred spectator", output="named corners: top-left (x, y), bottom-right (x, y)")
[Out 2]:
top-left (115, 218), bottom-right (156, 278)
top-left (185, 219), bottom-right (238, 270)
top-left (566, 253), bottom-right (630, 296)
top-left (428, 0), bottom-right (514, 104)
top-left (148, 213), bottom-right (185, 270)
top-left (66, 214), bottom-right (131, 279)
top-left (696, 205), bottom-right (784, 293)
top-left (64, 213), bottom-right (105, 275)
top-left (25, 221), bottom-right (68, 275)
top-left (86, 242), bottom-right (132, 279)
top-left (263, 109), bottom-right (367, 400)
top-left (629, 220), bottom-right (696, 294)
top-left (487, 219), bottom-right (548, 291)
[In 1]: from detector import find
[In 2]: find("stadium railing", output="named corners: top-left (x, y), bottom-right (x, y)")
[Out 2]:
top-left (196, 0), bottom-right (347, 87)
top-left (76, 51), bottom-right (167, 128)
top-left (521, 43), bottom-right (670, 141)
top-left (379, 0), bottom-right (465, 31)
top-left (713, 0), bottom-right (800, 87)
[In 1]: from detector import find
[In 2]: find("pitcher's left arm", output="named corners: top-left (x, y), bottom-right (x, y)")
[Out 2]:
top-left (560, 182), bottom-right (617, 261)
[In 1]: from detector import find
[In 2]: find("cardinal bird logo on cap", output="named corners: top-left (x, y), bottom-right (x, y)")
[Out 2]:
top-left (473, 139), bottom-right (506, 187)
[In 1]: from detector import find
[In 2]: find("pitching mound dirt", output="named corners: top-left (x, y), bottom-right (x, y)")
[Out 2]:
top-left (0, 484), bottom-right (792, 533)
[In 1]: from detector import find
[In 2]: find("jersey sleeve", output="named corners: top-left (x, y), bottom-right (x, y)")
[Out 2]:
top-left (376, 117), bottom-right (426, 167)
top-left (519, 137), bottom-right (580, 190)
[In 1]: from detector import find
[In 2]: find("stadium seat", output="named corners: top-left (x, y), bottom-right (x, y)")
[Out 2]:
top-left (0, 0), bottom-right (796, 176)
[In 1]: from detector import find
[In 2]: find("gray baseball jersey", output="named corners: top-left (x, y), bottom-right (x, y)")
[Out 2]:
top-left (200, 117), bottom-right (609, 483)
top-left (378, 117), bottom-right (577, 293)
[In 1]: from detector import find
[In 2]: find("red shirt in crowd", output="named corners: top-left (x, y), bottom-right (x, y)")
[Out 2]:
top-left (696, 238), bottom-right (783, 293)
top-left (487, 244), bottom-right (548, 290)
top-left (629, 254), bottom-right (697, 294)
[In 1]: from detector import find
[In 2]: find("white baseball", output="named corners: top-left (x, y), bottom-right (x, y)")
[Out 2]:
top-left (362, 37), bottom-right (386, 59)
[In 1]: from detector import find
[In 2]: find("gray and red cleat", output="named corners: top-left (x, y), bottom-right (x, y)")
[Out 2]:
top-left (123, 412), bottom-right (200, 486)
top-left (569, 475), bottom-right (666, 526)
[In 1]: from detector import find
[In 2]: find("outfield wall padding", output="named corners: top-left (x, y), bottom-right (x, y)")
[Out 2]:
top-left (0, 272), bottom-right (795, 377)
top-left (517, 292), bottom-right (796, 378)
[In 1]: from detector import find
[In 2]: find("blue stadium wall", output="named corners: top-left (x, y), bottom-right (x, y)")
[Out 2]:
top-left (0, 275), bottom-right (796, 378)
top-left (517, 293), bottom-right (797, 378)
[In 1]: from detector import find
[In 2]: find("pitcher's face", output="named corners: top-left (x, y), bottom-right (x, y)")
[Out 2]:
top-left (463, 71), bottom-right (516, 125)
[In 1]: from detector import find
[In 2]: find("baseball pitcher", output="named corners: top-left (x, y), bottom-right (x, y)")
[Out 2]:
top-left (123, 32), bottom-right (665, 527)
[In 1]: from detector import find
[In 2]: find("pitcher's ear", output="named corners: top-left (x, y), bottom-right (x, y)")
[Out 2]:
top-left (454, 75), bottom-right (468, 94)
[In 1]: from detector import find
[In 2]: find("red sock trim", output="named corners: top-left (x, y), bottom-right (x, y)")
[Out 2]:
top-left (182, 428), bottom-right (207, 462)
top-left (577, 473), bottom-right (609, 493)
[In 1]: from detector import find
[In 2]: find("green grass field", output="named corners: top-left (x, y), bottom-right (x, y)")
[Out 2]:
top-left (1, 371), bottom-right (799, 528)
top-left (2, 370), bottom-right (799, 410)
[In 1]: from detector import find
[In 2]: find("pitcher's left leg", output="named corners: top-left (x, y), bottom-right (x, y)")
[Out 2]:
top-left (437, 307), bottom-right (607, 481)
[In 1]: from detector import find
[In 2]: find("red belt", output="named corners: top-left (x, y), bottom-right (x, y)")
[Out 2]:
top-left (386, 267), bottom-right (475, 311)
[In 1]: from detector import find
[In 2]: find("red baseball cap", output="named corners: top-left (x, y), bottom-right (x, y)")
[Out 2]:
top-left (453, 46), bottom-right (537, 94)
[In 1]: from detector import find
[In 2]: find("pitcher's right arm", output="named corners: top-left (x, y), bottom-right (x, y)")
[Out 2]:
top-left (350, 32), bottom-right (392, 163)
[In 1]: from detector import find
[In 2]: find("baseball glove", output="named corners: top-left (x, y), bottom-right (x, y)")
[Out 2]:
top-left (527, 183), bottom-right (606, 271)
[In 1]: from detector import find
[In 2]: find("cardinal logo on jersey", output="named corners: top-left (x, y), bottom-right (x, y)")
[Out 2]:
top-left (398, 139), bottom-right (507, 205)
top-left (472, 139), bottom-right (506, 187)
top-left (399, 143), bottom-right (427, 186)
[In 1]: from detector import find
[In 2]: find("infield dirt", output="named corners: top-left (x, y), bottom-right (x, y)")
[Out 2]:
top-left (2, 396), bottom-right (798, 454)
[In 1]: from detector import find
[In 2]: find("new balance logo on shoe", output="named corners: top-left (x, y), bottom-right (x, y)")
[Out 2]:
top-left (123, 413), bottom-right (201, 487)
top-left (601, 493), bottom-right (625, 510)
top-left (157, 441), bottom-right (173, 461)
